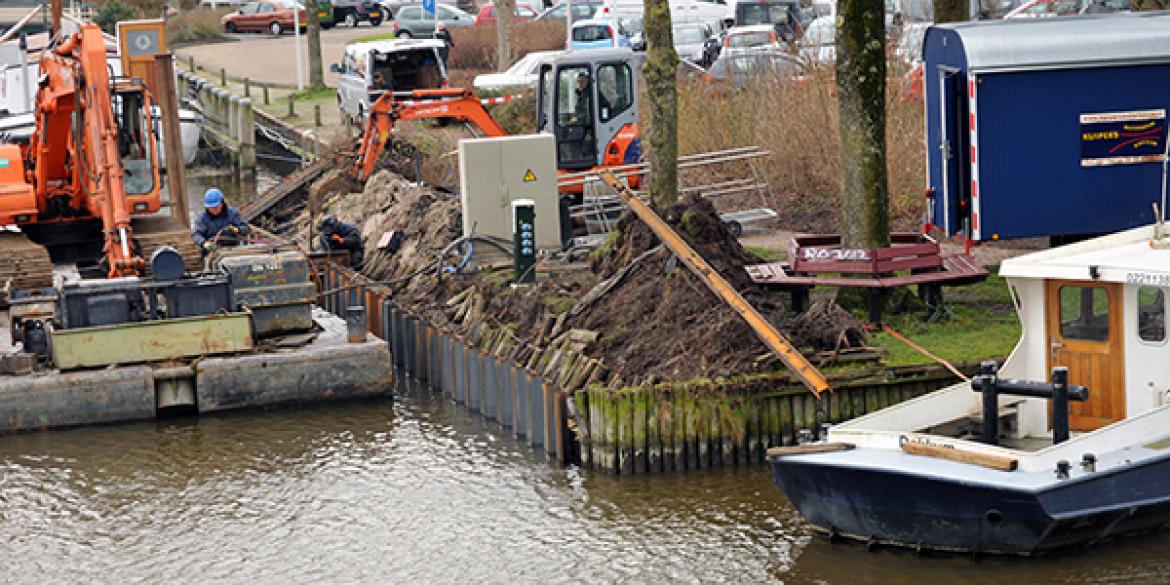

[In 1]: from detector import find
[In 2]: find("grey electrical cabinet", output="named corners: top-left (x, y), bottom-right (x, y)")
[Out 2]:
top-left (457, 134), bottom-right (561, 250)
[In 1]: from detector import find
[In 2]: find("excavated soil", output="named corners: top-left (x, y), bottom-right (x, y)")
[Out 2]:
top-left (306, 168), bottom-right (865, 383)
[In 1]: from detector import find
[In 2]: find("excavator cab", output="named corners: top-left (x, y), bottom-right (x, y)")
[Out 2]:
top-left (537, 48), bottom-right (641, 172)
top-left (111, 83), bottom-right (161, 203)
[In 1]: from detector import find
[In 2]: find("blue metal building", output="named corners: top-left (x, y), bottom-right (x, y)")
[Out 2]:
top-left (923, 13), bottom-right (1170, 242)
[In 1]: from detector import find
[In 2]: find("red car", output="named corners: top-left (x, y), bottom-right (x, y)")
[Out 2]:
top-left (222, 0), bottom-right (308, 36)
top-left (474, 3), bottom-right (538, 25)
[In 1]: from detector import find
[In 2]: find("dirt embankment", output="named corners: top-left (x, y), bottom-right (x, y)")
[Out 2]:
top-left (310, 168), bottom-right (865, 383)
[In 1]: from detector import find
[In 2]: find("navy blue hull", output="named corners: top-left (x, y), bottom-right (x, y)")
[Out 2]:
top-left (768, 454), bottom-right (1170, 555)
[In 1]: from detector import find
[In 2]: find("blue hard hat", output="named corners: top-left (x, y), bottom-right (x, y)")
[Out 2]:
top-left (204, 188), bottom-right (225, 208)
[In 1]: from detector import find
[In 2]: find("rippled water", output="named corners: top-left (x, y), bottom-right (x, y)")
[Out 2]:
top-left (3, 377), bottom-right (1170, 583)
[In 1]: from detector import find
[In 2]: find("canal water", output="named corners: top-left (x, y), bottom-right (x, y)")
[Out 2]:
top-left (3, 376), bottom-right (1170, 583)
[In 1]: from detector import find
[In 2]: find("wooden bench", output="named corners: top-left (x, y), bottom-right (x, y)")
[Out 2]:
top-left (745, 234), bottom-right (989, 322)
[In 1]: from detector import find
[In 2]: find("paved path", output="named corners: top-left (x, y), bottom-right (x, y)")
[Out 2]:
top-left (177, 25), bottom-right (386, 87)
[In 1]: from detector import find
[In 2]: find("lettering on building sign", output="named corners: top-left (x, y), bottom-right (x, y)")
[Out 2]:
top-left (1080, 109), bottom-right (1167, 167)
top-left (802, 247), bottom-right (871, 261)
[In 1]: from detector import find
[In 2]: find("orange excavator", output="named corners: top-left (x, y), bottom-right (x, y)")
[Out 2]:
top-left (0, 9), bottom-right (195, 289)
top-left (354, 48), bottom-right (643, 196)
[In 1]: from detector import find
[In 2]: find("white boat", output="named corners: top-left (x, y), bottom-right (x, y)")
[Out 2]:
top-left (768, 223), bottom-right (1170, 555)
top-left (0, 108), bottom-right (202, 168)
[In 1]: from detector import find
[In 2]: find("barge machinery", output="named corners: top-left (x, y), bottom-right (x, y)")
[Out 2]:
top-left (0, 5), bottom-right (393, 433)
top-left (0, 4), bottom-right (197, 292)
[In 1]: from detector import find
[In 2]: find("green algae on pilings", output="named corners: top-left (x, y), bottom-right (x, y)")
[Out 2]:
top-left (632, 389), bottom-right (649, 472)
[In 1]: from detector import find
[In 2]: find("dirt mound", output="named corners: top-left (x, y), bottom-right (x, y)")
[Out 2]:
top-left (306, 166), bottom-right (866, 383)
top-left (569, 195), bottom-right (855, 381)
top-left (299, 169), bottom-right (463, 279)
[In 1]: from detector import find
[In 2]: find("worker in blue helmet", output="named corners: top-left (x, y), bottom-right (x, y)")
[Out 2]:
top-left (192, 188), bottom-right (251, 254)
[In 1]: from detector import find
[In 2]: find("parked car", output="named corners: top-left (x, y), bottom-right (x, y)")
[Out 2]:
top-left (392, 3), bottom-right (474, 37)
top-left (706, 46), bottom-right (803, 85)
top-left (473, 50), bottom-right (563, 91)
top-left (221, 0), bottom-right (307, 35)
top-left (333, 39), bottom-right (448, 124)
top-left (570, 18), bottom-right (632, 50)
top-left (316, 0), bottom-right (337, 28)
top-left (618, 15), bottom-right (645, 50)
top-left (672, 22), bottom-right (719, 67)
top-left (733, 0), bottom-right (802, 41)
top-left (329, 0), bottom-right (384, 26)
top-left (798, 15), bottom-right (833, 65)
top-left (474, 2), bottom-right (538, 25)
top-left (535, 0), bottom-right (603, 24)
top-left (723, 24), bottom-right (778, 50)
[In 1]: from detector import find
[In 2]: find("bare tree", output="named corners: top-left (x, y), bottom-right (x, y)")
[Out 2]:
top-left (496, 0), bottom-right (514, 69)
top-left (836, 0), bottom-right (888, 248)
top-left (643, 0), bottom-right (679, 207)
top-left (306, 0), bottom-right (325, 90)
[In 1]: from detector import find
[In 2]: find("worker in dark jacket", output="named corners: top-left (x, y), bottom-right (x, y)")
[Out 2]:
top-left (319, 215), bottom-right (364, 265)
top-left (192, 188), bottom-right (251, 254)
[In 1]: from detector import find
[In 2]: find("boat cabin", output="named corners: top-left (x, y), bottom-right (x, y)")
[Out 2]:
top-left (827, 223), bottom-right (1170, 470)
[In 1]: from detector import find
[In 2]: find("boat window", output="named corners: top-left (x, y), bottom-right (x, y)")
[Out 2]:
top-left (1059, 285), bottom-right (1109, 342)
top-left (1138, 287), bottom-right (1166, 343)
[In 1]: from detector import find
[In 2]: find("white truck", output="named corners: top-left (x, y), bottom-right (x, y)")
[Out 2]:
top-left (593, 0), bottom-right (734, 32)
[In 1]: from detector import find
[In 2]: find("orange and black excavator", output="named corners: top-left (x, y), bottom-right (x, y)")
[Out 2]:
top-left (353, 48), bottom-right (643, 196)
top-left (0, 7), bottom-right (194, 288)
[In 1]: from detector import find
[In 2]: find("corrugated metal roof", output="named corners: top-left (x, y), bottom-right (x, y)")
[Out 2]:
top-left (933, 12), bottom-right (1170, 73)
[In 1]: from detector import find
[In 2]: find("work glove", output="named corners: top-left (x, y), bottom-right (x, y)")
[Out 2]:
top-left (228, 225), bottom-right (240, 235)
top-left (331, 234), bottom-right (345, 244)
top-left (202, 241), bottom-right (216, 252)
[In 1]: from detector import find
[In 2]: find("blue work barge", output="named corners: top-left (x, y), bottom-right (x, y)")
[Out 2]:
top-left (923, 12), bottom-right (1170, 243)
top-left (0, 246), bottom-right (392, 433)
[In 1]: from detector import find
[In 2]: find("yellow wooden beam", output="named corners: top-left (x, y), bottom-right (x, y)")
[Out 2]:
top-left (596, 171), bottom-right (831, 396)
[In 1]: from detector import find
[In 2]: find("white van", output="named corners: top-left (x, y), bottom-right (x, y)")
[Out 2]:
top-left (594, 0), bottom-right (733, 32)
top-left (332, 38), bottom-right (448, 124)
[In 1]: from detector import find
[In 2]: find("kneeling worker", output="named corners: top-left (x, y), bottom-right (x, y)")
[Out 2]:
top-left (193, 188), bottom-right (251, 254)
top-left (319, 215), bottom-right (364, 265)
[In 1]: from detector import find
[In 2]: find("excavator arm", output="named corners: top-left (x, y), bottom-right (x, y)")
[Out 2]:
top-left (43, 23), bottom-right (160, 277)
top-left (354, 88), bottom-right (507, 181)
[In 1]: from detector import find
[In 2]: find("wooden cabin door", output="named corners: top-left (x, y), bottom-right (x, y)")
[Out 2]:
top-left (1045, 280), bottom-right (1126, 431)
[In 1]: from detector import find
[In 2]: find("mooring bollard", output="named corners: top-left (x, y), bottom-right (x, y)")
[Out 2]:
top-left (228, 95), bottom-right (240, 141)
top-left (346, 305), bottom-right (367, 343)
top-left (243, 78), bottom-right (250, 97)
top-left (314, 104), bottom-right (322, 127)
top-left (220, 67), bottom-right (226, 86)
top-left (188, 55), bottom-right (195, 71)
top-left (263, 85), bottom-right (270, 105)
top-left (288, 96), bottom-right (296, 118)
top-left (239, 98), bottom-right (256, 172)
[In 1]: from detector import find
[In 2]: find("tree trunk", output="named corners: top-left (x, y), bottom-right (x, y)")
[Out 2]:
top-left (643, 0), bottom-right (679, 208)
top-left (496, 0), bottom-right (514, 69)
top-left (933, 0), bottom-right (969, 23)
top-left (306, 0), bottom-right (325, 89)
top-left (836, 0), bottom-right (888, 250)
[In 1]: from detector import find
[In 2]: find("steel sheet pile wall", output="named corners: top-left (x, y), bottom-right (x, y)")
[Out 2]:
top-left (315, 261), bottom-right (575, 464)
top-left (315, 261), bottom-right (977, 474)
top-left (573, 368), bottom-right (963, 474)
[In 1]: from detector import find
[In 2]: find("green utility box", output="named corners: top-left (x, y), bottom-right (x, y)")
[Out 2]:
top-left (216, 248), bottom-right (316, 338)
top-left (512, 199), bottom-right (535, 284)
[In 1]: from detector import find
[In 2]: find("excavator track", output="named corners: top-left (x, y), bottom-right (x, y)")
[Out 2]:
top-left (132, 216), bottom-right (201, 276)
top-left (0, 232), bottom-right (54, 292)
